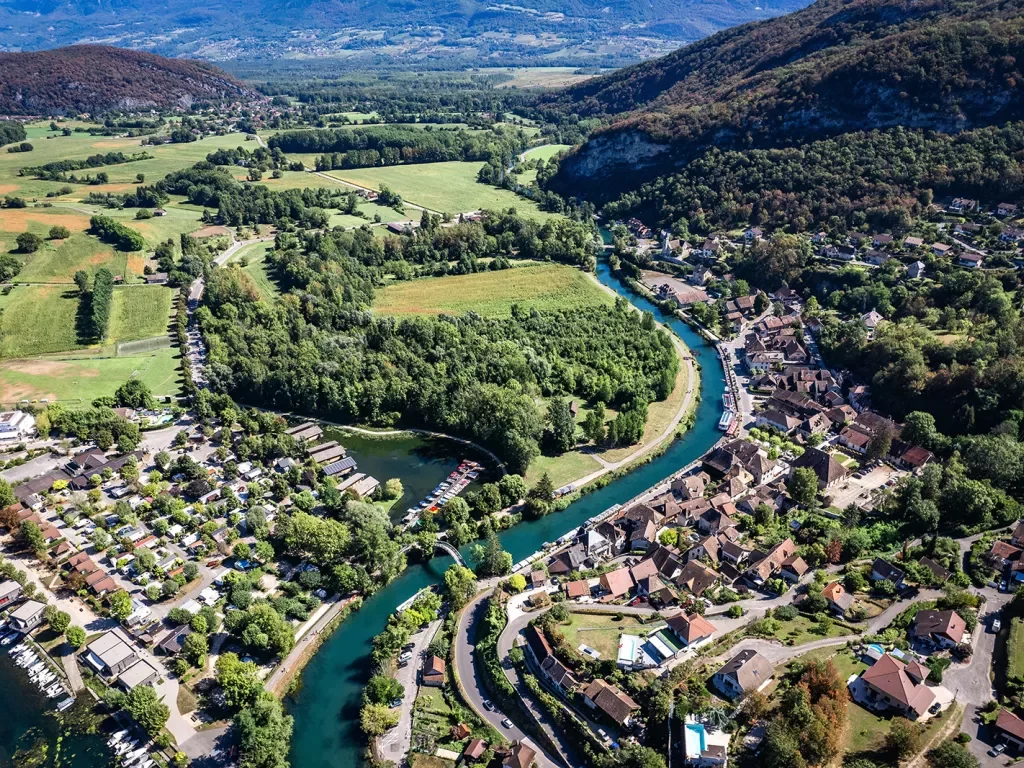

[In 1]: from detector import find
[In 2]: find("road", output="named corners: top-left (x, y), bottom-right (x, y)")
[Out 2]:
top-left (377, 618), bottom-right (442, 762)
top-left (454, 591), bottom-right (564, 768)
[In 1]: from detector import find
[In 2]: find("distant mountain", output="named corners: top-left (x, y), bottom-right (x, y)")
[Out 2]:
top-left (546, 0), bottom-right (1024, 202)
top-left (0, 0), bottom-right (811, 65)
top-left (0, 46), bottom-right (259, 114)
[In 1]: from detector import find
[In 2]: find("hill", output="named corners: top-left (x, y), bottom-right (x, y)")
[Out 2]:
top-left (0, 46), bottom-right (259, 115)
top-left (546, 0), bottom-right (1024, 208)
top-left (0, 0), bottom-right (810, 66)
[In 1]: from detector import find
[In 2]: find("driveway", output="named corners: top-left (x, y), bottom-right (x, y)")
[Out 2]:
top-left (377, 618), bottom-right (442, 763)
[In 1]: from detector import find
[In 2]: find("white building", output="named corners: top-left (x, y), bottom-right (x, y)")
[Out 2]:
top-left (0, 411), bottom-right (36, 442)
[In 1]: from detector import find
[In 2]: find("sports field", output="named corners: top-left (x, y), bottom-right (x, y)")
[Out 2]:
top-left (108, 286), bottom-right (174, 342)
top-left (326, 162), bottom-right (558, 221)
top-left (0, 346), bottom-right (182, 406)
top-left (374, 263), bottom-right (611, 318)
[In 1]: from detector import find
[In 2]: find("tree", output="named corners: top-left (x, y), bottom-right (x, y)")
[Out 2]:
top-left (154, 450), bottom-right (172, 470)
top-left (216, 652), bottom-right (265, 709)
top-left (471, 530), bottom-right (512, 577)
top-left (20, 520), bottom-right (45, 553)
top-left (16, 232), bottom-right (42, 253)
top-left (498, 474), bottom-right (528, 506)
top-left (788, 467), bottom-right (819, 506)
top-left (364, 674), bottom-right (404, 705)
top-left (236, 694), bottom-right (293, 768)
top-left (66, 625), bottom-right (85, 649)
top-left (233, 541), bottom-right (252, 561)
top-left (383, 478), bottom-right (403, 500)
top-left (49, 225), bottom-right (71, 240)
top-left (73, 269), bottom-right (89, 293)
top-left (927, 740), bottom-right (979, 768)
top-left (48, 608), bottom-right (71, 634)
top-left (546, 397), bottom-right (576, 454)
top-left (867, 420), bottom-right (896, 462)
top-left (886, 717), bottom-right (922, 760)
top-left (109, 589), bottom-right (133, 620)
top-left (124, 684), bottom-right (170, 735)
top-left (183, 632), bottom-right (209, 668)
top-left (360, 702), bottom-right (399, 736)
top-left (507, 573), bottom-right (527, 593)
top-left (115, 379), bottom-right (156, 410)
top-left (443, 564), bottom-right (477, 611)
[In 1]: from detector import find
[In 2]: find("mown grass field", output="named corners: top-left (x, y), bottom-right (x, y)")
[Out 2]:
top-left (326, 161), bottom-right (558, 221)
top-left (558, 613), bottom-right (653, 660)
top-left (1009, 618), bottom-right (1024, 680)
top-left (374, 264), bottom-right (609, 318)
top-left (0, 346), bottom-right (182, 405)
top-left (108, 286), bottom-right (174, 342)
top-left (0, 285), bottom-right (85, 357)
top-left (522, 144), bottom-right (571, 162)
top-left (228, 242), bottom-right (281, 301)
top-left (329, 201), bottom-right (409, 228)
top-left (15, 234), bottom-right (122, 283)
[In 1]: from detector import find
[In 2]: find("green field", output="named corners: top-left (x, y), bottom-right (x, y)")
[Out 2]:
top-left (522, 144), bottom-right (571, 163)
top-left (228, 242), bottom-right (281, 300)
top-left (15, 233), bottom-right (121, 283)
top-left (0, 346), bottom-right (182, 406)
top-left (374, 264), bottom-right (611, 318)
top-left (326, 162), bottom-right (558, 221)
top-left (329, 200), bottom-right (409, 228)
top-left (108, 286), bottom-right (174, 342)
top-left (0, 285), bottom-right (86, 357)
top-left (559, 613), bottom-right (655, 660)
top-left (1010, 618), bottom-right (1024, 680)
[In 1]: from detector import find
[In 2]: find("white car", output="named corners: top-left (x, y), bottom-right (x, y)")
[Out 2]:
top-left (501, 718), bottom-right (513, 729)
top-left (992, 618), bottom-right (1002, 633)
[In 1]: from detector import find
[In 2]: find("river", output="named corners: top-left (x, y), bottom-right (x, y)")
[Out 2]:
top-left (286, 259), bottom-right (725, 768)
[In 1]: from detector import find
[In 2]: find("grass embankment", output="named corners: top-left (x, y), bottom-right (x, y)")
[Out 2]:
top-left (228, 242), bottom-right (282, 301)
top-left (326, 161), bottom-right (558, 221)
top-left (374, 263), bottom-right (612, 318)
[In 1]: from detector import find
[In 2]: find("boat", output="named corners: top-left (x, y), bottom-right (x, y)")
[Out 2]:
top-left (718, 410), bottom-right (735, 431)
top-left (108, 730), bottom-right (129, 746)
top-left (56, 697), bottom-right (75, 712)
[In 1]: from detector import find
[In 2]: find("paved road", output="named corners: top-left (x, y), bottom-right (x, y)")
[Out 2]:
top-left (377, 618), bottom-right (442, 762)
top-left (454, 591), bottom-right (562, 768)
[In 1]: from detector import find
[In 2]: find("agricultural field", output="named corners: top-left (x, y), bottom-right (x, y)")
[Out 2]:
top-left (329, 200), bottom-right (409, 228)
top-left (107, 285), bottom-right (174, 343)
top-left (0, 126), bottom-right (247, 200)
top-left (326, 161), bottom-right (558, 221)
top-left (228, 242), bottom-right (281, 301)
top-left (373, 264), bottom-right (612, 318)
top-left (481, 67), bottom-right (602, 89)
top-left (65, 201), bottom-right (207, 249)
top-left (0, 346), bottom-right (182, 406)
top-left (0, 285), bottom-right (87, 357)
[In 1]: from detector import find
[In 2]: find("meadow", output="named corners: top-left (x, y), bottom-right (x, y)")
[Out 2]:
top-left (107, 285), bottom-right (174, 342)
top-left (228, 242), bottom-right (281, 300)
top-left (326, 161), bottom-right (558, 221)
top-left (0, 346), bottom-right (182, 406)
top-left (522, 144), bottom-right (571, 162)
top-left (373, 264), bottom-right (611, 318)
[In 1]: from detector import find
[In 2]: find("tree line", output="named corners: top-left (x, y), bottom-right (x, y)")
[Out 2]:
top-left (89, 214), bottom-right (146, 252)
top-left (20, 151), bottom-right (153, 181)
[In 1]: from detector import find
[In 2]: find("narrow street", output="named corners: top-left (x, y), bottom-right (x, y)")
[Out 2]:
top-left (376, 618), bottom-right (442, 762)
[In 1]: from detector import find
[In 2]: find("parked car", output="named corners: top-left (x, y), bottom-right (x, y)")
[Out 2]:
top-left (398, 651), bottom-right (413, 663)
top-left (990, 743), bottom-right (1007, 757)
top-left (992, 618), bottom-right (1002, 633)
top-left (501, 718), bottom-right (513, 729)
top-left (482, 700), bottom-right (495, 711)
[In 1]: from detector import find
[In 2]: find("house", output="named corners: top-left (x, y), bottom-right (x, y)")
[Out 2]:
top-left (931, 242), bottom-right (952, 256)
top-left (0, 410), bottom-right (35, 442)
top-left (958, 252), bottom-right (983, 269)
top-left (790, 448), bottom-right (848, 490)
top-left (9, 599), bottom-right (44, 632)
top-left (667, 613), bottom-right (716, 648)
top-left (898, 445), bottom-right (934, 472)
top-left (157, 625), bottom-right (192, 655)
top-left (599, 567), bottom-right (634, 600)
top-left (0, 579), bottom-right (22, 608)
top-left (582, 679), bottom-right (640, 726)
top-left (463, 738), bottom-right (488, 762)
top-left (83, 629), bottom-right (138, 678)
top-left (684, 716), bottom-right (731, 768)
top-left (541, 655), bottom-right (580, 694)
top-left (713, 650), bottom-right (774, 700)
top-left (949, 198), bottom-right (978, 212)
top-left (995, 710), bottom-right (1024, 751)
top-left (907, 261), bottom-right (926, 279)
top-left (529, 570), bottom-right (547, 589)
top-left (582, 529), bottom-right (612, 560)
top-left (1012, 520), bottom-right (1024, 547)
top-left (904, 236), bottom-right (924, 249)
top-left (857, 653), bottom-right (936, 718)
top-left (502, 741), bottom-right (537, 768)
top-left (116, 658), bottom-right (160, 691)
top-left (864, 250), bottom-right (890, 266)
top-left (823, 581), bottom-right (855, 616)
top-left (988, 540), bottom-right (1022, 570)
top-left (912, 609), bottom-right (966, 648)
top-left (690, 268), bottom-right (714, 286)
top-left (422, 655), bottom-right (446, 687)
top-left (780, 555), bottom-right (809, 582)
top-left (861, 310), bottom-right (884, 331)
top-left (998, 202), bottom-right (1019, 217)
top-left (672, 474), bottom-right (707, 500)
top-left (918, 557), bottom-right (951, 583)
top-left (564, 580), bottom-right (590, 600)
top-left (548, 544), bottom-right (587, 576)
top-left (745, 227), bottom-right (763, 242)
top-left (675, 560), bottom-right (719, 596)
top-left (870, 558), bottom-right (905, 587)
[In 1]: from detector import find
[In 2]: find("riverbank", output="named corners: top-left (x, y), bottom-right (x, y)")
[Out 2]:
top-left (286, 258), bottom-right (725, 768)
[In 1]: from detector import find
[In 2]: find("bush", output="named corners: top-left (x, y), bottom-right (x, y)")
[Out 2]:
top-left (48, 225), bottom-right (71, 240)
top-left (775, 605), bottom-right (799, 620)
top-left (16, 232), bottom-right (42, 253)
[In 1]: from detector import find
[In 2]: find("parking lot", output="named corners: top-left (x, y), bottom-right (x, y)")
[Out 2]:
top-left (827, 462), bottom-right (904, 510)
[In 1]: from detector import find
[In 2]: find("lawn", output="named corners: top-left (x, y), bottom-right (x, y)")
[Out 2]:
top-left (1009, 617), bottom-right (1024, 680)
top-left (329, 201), bottom-right (409, 228)
top-left (527, 450), bottom-right (602, 490)
top-left (761, 614), bottom-right (856, 646)
top-left (326, 161), bottom-right (558, 221)
top-left (0, 285), bottom-right (85, 356)
top-left (558, 612), bottom-right (656, 660)
top-left (374, 264), bottom-right (612, 318)
top-left (228, 242), bottom-right (281, 301)
top-left (0, 346), bottom-right (182, 406)
top-left (107, 285), bottom-right (174, 343)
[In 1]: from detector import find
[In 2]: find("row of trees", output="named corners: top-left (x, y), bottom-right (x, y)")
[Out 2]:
top-left (89, 214), bottom-right (145, 252)
top-left (87, 268), bottom-right (115, 341)
top-left (20, 151), bottom-right (152, 181)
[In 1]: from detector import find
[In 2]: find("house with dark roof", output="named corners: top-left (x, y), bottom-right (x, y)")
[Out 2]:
top-left (912, 609), bottom-right (967, 649)
top-left (713, 650), bottom-right (774, 700)
top-left (582, 679), bottom-right (640, 726)
top-left (996, 710), bottom-right (1024, 751)
top-left (870, 558), bottom-right (905, 587)
top-left (675, 560), bottom-right (719, 596)
top-left (502, 741), bottom-right (537, 768)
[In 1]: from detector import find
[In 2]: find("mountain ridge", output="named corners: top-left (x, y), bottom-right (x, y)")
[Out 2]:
top-left (0, 46), bottom-right (260, 115)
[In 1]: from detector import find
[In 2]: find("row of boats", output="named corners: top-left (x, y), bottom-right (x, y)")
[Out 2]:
top-left (8, 640), bottom-right (70, 702)
top-left (106, 730), bottom-right (155, 768)
top-left (401, 459), bottom-right (482, 526)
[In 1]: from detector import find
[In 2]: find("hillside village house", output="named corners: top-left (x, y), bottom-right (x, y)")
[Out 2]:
top-left (713, 650), bottom-right (774, 700)
top-left (855, 653), bottom-right (937, 719)
top-left (0, 411), bottom-right (35, 442)
top-left (996, 710), bottom-right (1024, 751)
top-left (911, 609), bottom-right (966, 649)
top-left (582, 678), bottom-right (640, 727)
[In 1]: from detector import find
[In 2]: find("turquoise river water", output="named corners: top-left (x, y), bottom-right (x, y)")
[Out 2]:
top-left (286, 260), bottom-right (725, 768)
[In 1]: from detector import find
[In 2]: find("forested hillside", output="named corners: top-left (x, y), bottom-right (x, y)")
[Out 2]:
top-left (0, 46), bottom-right (259, 115)
top-left (544, 0), bottom-right (1024, 218)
